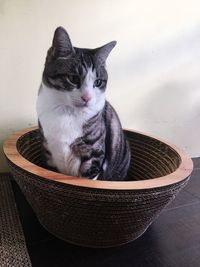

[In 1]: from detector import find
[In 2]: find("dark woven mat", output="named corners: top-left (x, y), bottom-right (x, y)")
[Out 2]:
top-left (0, 173), bottom-right (31, 267)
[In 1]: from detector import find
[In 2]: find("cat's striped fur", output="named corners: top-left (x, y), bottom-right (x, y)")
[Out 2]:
top-left (37, 27), bottom-right (130, 180)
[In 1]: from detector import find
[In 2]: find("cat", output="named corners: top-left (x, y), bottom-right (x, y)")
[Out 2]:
top-left (36, 26), bottom-right (130, 181)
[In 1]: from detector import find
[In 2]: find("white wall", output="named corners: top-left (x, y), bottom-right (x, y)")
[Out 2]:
top-left (0, 0), bottom-right (200, 171)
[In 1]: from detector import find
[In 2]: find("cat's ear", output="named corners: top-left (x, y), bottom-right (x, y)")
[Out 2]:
top-left (52, 27), bottom-right (74, 57)
top-left (94, 41), bottom-right (117, 65)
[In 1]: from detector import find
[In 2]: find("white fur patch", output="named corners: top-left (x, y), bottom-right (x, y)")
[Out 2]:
top-left (36, 69), bottom-right (105, 176)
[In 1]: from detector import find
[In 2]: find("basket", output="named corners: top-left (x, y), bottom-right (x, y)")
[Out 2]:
top-left (3, 127), bottom-right (193, 248)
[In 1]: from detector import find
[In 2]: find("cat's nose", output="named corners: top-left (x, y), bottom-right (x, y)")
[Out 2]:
top-left (81, 95), bottom-right (91, 103)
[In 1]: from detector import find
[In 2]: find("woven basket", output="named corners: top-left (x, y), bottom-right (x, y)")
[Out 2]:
top-left (3, 127), bottom-right (193, 248)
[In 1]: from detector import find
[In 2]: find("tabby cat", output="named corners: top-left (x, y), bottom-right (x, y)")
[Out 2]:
top-left (36, 27), bottom-right (130, 180)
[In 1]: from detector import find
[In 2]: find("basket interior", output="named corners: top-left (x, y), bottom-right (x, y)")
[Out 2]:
top-left (16, 129), bottom-right (181, 181)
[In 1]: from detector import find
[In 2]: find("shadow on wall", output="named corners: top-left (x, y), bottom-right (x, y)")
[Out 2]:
top-left (133, 81), bottom-right (200, 153)
top-left (113, 24), bottom-right (200, 79)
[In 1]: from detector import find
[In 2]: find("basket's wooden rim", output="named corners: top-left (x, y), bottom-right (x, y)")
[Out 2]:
top-left (3, 127), bottom-right (193, 190)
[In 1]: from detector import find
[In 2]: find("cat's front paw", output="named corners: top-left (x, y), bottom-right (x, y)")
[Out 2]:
top-left (70, 138), bottom-right (92, 158)
top-left (80, 162), bottom-right (99, 179)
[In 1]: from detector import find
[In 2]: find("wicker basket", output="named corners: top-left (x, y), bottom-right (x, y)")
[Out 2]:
top-left (3, 127), bottom-right (193, 248)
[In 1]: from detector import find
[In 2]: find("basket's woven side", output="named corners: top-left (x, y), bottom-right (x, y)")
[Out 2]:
top-left (0, 174), bottom-right (31, 266)
top-left (8, 160), bottom-right (189, 248)
top-left (126, 131), bottom-right (181, 180)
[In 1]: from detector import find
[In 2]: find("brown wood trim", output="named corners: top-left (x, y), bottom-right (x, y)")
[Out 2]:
top-left (3, 127), bottom-right (193, 190)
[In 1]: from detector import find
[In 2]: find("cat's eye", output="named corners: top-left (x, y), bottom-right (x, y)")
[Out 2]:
top-left (67, 75), bottom-right (80, 87)
top-left (94, 79), bottom-right (104, 88)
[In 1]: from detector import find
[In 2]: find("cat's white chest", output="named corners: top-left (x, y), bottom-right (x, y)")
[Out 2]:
top-left (44, 108), bottom-right (83, 145)
top-left (40, 108), bottom-right (83, 176)
top-left (37, 86), bottom-right (85, 176)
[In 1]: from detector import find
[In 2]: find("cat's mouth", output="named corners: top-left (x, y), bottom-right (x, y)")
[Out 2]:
top-left (74, 102), bottom-right (90, 108)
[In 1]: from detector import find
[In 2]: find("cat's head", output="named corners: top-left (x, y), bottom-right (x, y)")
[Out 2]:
top-left (43, 27), bottom-right (116, 110)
